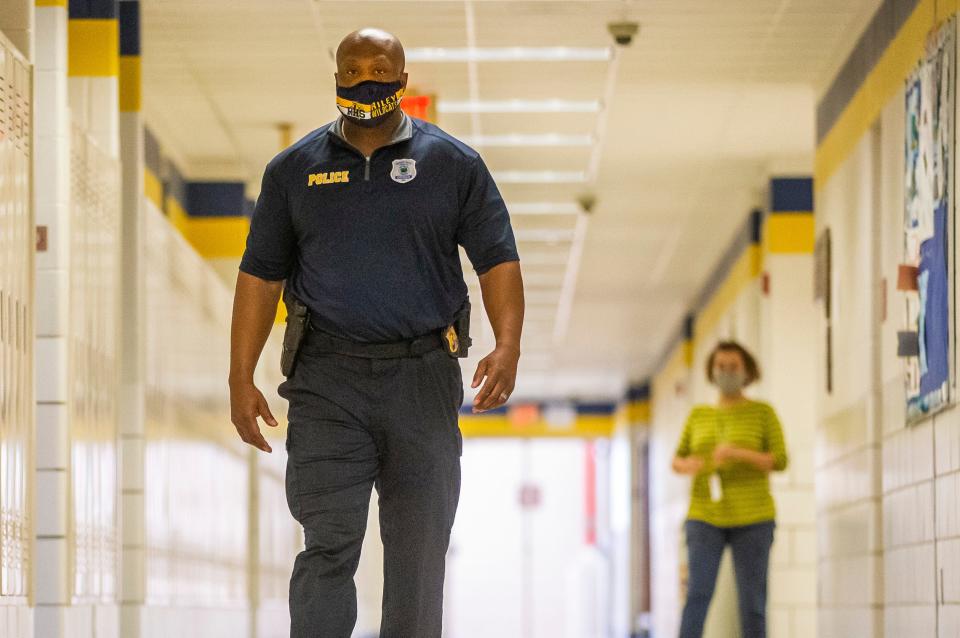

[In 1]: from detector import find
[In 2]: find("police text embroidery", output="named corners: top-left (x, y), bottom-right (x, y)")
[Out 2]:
top-left (308, 171), bottom-right (350, 186)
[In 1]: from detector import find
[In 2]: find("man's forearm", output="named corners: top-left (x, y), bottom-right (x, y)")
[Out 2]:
top-left (230, 271), bottom-right (284, 385)
top-left (477, 261), bottom-right (524, 350)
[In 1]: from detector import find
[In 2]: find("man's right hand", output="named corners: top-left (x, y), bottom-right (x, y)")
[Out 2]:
top-left (230, 381), bottom-right (278, 453)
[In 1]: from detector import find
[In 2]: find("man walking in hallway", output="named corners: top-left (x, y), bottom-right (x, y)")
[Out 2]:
top-left (228, 28), bottom-right (524, 638)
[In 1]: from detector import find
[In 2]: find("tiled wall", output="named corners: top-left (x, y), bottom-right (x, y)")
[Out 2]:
top-left (814, 21), bottom-right (960, 635)
top-left (0, 26), bottom-right (33, 638)
top-left (137, 197), bottom-right (299, 637)
top-left (35, 120), bottom-right (122, 637)
top-left (68, 122), bottom-right (121, 609)
top-left (814, 124), bottom-right (885, 637)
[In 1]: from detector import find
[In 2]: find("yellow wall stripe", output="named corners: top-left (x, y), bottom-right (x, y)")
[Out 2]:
top-left (36, 0), bottom-right (67, 6)
top-left (144, 168), bottom-right (162, 210)
top-left (459, 414), bottom-right (617, 438)
top-left (166, 195), bottom-right (188, 228)
top-left (166, 196), bottom-right (250, 259)
top-left (119, 56), bottom-right (141, 112)
top-left (68, 19), bottom-right (119, 77)
top-left (626, 400), bottom-right (650, 425)
top-left (765, 213), bottom-right (815, 254)
top-left (815, 0), bottom-right (942, 188)
top-left (175, 217), bottom-right (250, 259)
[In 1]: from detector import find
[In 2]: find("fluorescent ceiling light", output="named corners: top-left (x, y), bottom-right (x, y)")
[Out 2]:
top-left (407, 47), bottom-right (612, 63)
top-left (509, 202), bottom-right (581, 215)
top-left (462, 134), bottom-right (593, 147)
top-left (438, 100), bottom-right (602, 114)
top-left (493, 171), bottom-right (587, 184)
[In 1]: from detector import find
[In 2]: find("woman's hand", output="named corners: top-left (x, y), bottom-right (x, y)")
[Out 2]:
top-left (713, 444), bottom-right (776, 472)
top-left (713, 443), bottom-right (740, 466)
top-left (672, 455), bottom-right (706, 475)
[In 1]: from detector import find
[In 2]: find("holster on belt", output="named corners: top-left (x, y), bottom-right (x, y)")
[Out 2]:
top-left (280, 289), bottom-right (310, 377)
top-left (443, 300), bottom-right (473, 358)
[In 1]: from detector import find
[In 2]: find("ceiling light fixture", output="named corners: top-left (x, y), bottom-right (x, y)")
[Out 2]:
top-left (406, 47), bottom-right (612, 63)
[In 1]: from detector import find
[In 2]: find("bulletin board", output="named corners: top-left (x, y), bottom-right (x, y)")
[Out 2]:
top-left (902, 19), bottom-right (956, 422)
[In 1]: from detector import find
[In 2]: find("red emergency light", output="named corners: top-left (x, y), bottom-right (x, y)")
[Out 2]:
top-left (401, 94), bottom-right (435, 123)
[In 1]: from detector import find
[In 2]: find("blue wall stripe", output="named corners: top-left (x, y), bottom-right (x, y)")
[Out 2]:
top-left (750, 208), bottom-right (763, 243)
top-left (144, 127), bottom-right (161, 176)
top-left (575, 403), bottom-right (618, 415)
top-left (186, 182), bottom-right (247, 217)
top-left (816, 0), bottom-right (920, 142)
top-left (69, 0), bottom-right (118, 19)
top-left (118, 1), bottom-right (140, 56)
top-left (627, 383), bottom-right (650, 402)
top-left (771, 177), bottom-right (814, 212)
top-left (683, 314), bottom-right (695, 340)
top-left (164, 160), bottom-right (187, 212)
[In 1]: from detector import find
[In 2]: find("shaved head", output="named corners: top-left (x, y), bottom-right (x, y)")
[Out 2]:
top-left (336, 28), bottom-right (405, 71)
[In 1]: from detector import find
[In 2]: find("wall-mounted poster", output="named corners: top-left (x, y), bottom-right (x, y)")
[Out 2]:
top-left (902, 19), bottom-right (955, 422)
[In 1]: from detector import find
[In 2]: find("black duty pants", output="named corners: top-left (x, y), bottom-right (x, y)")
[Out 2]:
top-left (278, 337), bottom-right (464, 638)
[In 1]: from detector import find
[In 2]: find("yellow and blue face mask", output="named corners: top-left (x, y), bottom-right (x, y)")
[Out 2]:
top-left (336, 80), bottom-right (405, 128)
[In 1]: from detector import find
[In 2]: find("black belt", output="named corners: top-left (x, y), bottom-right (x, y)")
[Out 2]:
top-left (304, 326), bottom-right (444, 359)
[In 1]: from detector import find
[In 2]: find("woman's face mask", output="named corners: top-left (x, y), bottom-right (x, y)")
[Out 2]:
top-left (336, 79), bottom-right (405, 128)
top-left (713, 369), bottom-right (747, 395)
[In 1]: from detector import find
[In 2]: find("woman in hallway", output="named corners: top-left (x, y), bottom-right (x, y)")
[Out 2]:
top-left (671, 341), bottom-right (788, 638)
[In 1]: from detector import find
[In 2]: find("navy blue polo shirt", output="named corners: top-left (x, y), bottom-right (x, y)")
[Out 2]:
top-left (239, 114), bottom-right (519, 343)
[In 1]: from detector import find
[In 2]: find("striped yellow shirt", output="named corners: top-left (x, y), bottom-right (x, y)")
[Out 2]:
top-left (675, 400), bottom-right (788, 528)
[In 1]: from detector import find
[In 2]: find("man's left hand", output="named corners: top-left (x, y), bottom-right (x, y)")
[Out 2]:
top-left (471, 345), bottom-right (520, 413)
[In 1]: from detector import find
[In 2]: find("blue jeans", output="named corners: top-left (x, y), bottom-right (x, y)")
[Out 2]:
top-left (679, 519), bottom-right (775, 638)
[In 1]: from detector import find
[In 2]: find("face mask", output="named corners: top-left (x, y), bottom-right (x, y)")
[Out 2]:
top-left (336, 80), bottom-right (405, 128)
top-left (714, 370), bottom-right (746, 395)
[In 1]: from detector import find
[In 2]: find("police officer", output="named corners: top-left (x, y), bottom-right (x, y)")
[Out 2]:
top-left (228, 28), bottom-right (524, 638)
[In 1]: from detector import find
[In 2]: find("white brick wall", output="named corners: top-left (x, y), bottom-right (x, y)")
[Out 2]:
top-left (816, 35), bottom-right (960, 636)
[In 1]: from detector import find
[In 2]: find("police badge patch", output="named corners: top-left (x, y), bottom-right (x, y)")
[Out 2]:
top-left (390, 159), bottom-right (417, 183)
